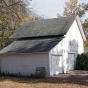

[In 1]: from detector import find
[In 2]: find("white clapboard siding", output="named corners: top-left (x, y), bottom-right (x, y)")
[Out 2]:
top-left (1, 53), bottom-right (49, 77)
top-left (49, 20), bottom-right (84, 76)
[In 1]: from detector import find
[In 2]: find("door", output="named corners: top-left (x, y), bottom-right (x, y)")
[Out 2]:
top-left (66, 53), bottom-right (75, 71)
top-left (52, 55), bottom-right (63, 75)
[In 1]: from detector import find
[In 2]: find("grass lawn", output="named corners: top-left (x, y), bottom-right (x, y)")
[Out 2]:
top-left (0, 75), bottom-right (88, 88)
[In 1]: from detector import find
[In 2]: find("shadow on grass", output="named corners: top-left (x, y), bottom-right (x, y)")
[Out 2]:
top-left (0, 75), bottom-right (88, 86)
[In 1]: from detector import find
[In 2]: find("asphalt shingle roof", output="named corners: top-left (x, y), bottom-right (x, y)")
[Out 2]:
top-left (0, 16), bottom-right (77, 54)
top-left (0, 37), bottom-right (64, 54)
top-left (10, 16), bottom-right (76, 39)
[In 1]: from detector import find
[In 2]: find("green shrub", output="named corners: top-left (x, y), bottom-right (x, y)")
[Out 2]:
top-left (75, 53), bottom-right (88, 70)
top-left (41, 70), bottom-right (47, 78)
top-left (0, 71), bottom-right (46, 79)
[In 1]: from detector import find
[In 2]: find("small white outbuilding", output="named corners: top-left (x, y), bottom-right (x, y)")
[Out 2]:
top-left (0, 16), bottom-right (86, 77)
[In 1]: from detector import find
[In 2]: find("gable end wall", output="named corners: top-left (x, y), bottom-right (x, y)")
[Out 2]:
top-left (49, 19), bottom-right (84, 76)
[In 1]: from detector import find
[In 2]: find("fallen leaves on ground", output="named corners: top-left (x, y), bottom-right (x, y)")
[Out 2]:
top-left (0, 75), bottom-right (88, 88)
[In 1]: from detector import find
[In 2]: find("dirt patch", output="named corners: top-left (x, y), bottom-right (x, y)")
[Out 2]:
top-left (0, 75), bottom-right (88, 88)
top-left (66, 70), bottom-right (88, 75)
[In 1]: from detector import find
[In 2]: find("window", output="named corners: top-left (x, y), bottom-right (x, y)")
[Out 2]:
top-left (22, 59), bottom-right (29, 67)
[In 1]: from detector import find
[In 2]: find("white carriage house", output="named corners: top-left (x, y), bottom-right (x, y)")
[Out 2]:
top-left (0, 16), bottom-right (86, 77)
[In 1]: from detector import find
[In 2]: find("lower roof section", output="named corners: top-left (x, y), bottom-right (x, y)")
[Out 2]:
top-left (0, 37), bottom-right (64, 54)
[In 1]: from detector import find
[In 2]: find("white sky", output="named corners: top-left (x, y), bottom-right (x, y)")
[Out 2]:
top-left (29, 0), bottom-right (88, 19)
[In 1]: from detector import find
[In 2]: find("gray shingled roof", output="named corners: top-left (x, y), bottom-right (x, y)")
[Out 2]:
top-left (0, 16), bottom-right (77, 54)
top-left (0, 37), bottom-right (64, 54)
top-left (10, 16), bottom-right (76, 39)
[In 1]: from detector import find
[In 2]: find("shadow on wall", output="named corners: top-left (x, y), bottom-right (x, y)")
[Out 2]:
top-left (66, 39), bottom-right (79, 72)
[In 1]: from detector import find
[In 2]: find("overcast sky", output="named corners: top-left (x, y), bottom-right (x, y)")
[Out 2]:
top-left (29, 0), bottom-right (88, 19)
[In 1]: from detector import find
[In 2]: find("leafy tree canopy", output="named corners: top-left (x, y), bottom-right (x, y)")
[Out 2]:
top-left (0, 0), bottom-right (31, 49)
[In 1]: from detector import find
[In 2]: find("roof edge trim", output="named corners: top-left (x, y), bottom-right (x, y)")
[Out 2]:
top-left (0, 51), bottom-right (49, 55)
top-left (76, 15), bottom-right (86, 41)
